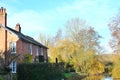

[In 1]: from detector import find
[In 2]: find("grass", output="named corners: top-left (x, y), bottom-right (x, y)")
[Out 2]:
top-left (64, 73), bottom-right (72, 78)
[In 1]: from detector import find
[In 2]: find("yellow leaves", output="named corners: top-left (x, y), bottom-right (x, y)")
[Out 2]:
top-left (112, 54), bottom-right (120, 64)
top-left (48, 38), bottom-right (104, 74)
top-left (112, 54), bottom-right (120, 78)
top-left (88, 59), bottom-right (104, 74)
top-left (49, 39), bottom-right (80, 62)
top-left (112, 65), bottom-right (120, 78)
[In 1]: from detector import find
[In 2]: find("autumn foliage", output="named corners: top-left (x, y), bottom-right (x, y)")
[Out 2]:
top-left (39, 18), bottom-right (104, 75)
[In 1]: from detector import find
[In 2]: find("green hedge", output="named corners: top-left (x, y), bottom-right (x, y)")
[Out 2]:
top-left (17, 63), bottom-right (64, 80)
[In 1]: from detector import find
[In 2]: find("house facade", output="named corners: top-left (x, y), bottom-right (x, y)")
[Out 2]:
top-left (0, 7), bottom-right (48, 73)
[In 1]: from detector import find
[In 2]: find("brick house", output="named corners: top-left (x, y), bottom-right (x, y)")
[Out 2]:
top-left (0, 7), bottom-right (48, 73)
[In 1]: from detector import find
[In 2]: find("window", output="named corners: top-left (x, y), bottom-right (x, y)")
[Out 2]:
top-left (30, 44), bottom-right (32, 55)
top-left (36, 47), bottom-right (39, 56)
top-left (39, 55), bottom-right (44, 62)
top-left (41, 48), bottom-right (44, 55)
top-left (10, 42), bottom-right (16, 54)
top-left (10, 61), bottom-right (16, 73)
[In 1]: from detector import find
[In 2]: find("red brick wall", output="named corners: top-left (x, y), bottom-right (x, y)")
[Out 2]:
top-left (16, 40), bottom-right (48, 61)
top-left (0, 26), bottom-right (48, 62)
top-left (43, 48), bottom-right (48, 62)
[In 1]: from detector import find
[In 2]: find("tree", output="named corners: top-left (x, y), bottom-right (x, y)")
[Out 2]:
top-left (108, 11), bottom-right (120, 53)
top-left (49, 39), bottom-right (79, 62)
top-left (53, 29), bottom-right (63, 46)
top-left (38, 33), bottom-right (52, 47)
top-left (65, 18), bottom-right (87, 43)
top-left (49, 18), bottom-right (102, 73)
top-left (108, 11), bottom-right (120, 78)
top-left (38, 17), bottom-right (103, 74)
top-left (65, 18), bottom-right (102, 53)
top-left (0, 50), bottom-right (20, 74)
top-left (38, 29), bottom-right (63, 62)
top-left (112, 54), bottom-right (120, 78)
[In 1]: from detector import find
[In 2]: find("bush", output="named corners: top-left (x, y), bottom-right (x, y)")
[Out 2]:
top-left (0, 75), bottom-right (3, 80)
top-left (17, 63), bottom-right (64, 80)
top-left (70, 68), bottom-right (75, 72)
top-left (23, 54), bottom-right (33, 63)
top-left (0, 66), bottom-right (11, 75)
top-left (66, 73), bottom-right (84, 80)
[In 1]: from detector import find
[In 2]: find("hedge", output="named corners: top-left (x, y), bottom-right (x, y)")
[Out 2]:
top-left (17, 63), bottom-right (64, 80)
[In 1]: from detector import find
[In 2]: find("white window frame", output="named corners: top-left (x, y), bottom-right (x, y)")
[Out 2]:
top-left (41, 48), bottom-right (44, 55)
top-left (36, 47), bottom-right (39, 56)
top-left (30, 44), bottom-right (32, 55)
top-left (10, 61), bottom-right (16, 73)
top-left (10, 42), bottom-right (16, 54)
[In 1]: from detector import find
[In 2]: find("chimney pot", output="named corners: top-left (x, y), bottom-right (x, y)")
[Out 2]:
top-left (0, 7), bottom-right (7, 26)
top-left (15, 23), bottom-right (21, 32)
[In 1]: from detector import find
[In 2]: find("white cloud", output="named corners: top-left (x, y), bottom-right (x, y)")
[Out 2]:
top-left (7, 9), bottom-right (64, 37)
top-left (7, 10), bottom-right (48, 36)
top-left (55, 0), bottom-right (118, 28)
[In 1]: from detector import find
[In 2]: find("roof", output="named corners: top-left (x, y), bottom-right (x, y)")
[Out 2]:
top-left (0, 24), bottom-right (48, 49)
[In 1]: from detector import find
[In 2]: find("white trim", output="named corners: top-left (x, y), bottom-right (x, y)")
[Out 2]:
top-left (36, 47), bottom-right (39, 56)
top-left (30, 44), bottom-right (32, 55)
top-left (10, 42), bottom-right (16, 54)
top-left (41, 48), bottom-right (44, 55)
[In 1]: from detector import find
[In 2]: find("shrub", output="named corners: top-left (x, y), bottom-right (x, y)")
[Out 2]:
top-left (66, 73), bottom-right (84, 80)
top-left (0, 66), bottom-right (11, 75)
top-left (0, 75), bottom-right (3, 80)
top-left (23, 54), bottom-right (33, 63)
top-left (17, 63), bottom-right (64, 80)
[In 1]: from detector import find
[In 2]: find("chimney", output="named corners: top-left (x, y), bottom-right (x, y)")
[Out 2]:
top-left (0, 7), bottom-right (7, 26)
top-left (15, 23), bottom-right (21, 32)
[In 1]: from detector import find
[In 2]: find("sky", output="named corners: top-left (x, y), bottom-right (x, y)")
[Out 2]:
top-left (0, 0), bottom-right (120, 53)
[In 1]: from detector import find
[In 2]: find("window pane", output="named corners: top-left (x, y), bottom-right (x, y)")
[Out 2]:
top-left (36, 47), bottom-right (38, 56)
top-left (10, 42), bottom-right (16, 53)
top-left (13, 67), bottom-right (15, 72)
top-left (30, 44), bottom-right (32, 55)
top-left (10, 61), bottom-right (16, 73)
top-left (41, 48), bottom-right (44, 55)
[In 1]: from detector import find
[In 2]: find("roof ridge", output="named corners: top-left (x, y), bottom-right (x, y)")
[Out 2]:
top-left (0, 25), bottom-right (48, 49)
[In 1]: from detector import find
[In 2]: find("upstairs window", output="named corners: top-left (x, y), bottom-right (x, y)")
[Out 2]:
top-left (41, 48), bottom-right (44, 55)
top-left (30, 44), bottom-right (32, 55)
top-left (36, 47), bottom-right (39, 56)
top-left (10, 42), bottom-right (16, 54)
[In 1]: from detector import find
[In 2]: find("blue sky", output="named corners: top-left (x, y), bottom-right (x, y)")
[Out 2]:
top-left (0, 0), bottom-right (120, 53)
